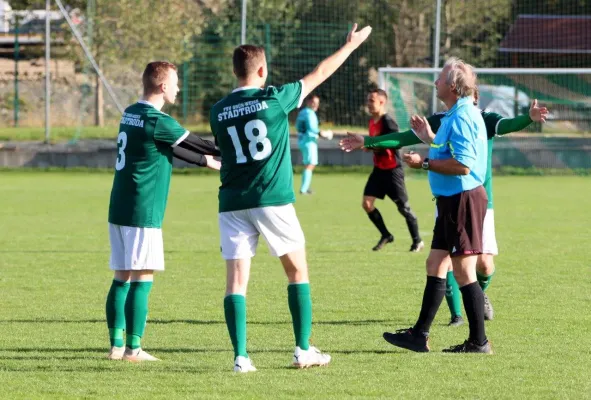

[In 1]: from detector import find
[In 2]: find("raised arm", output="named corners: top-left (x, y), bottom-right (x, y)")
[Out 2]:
top-left (301, 23), bottom-right (372, 99)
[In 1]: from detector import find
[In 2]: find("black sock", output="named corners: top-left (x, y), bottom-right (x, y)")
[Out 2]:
top-left (367, 208), bottom-right (391, 237)
top-left (460, 282), bottom-right (488, 346)
top-left (395, 201), bottom-right (421, 243)
top-left (406, 215), bottom-right (421, 244)
top-left (413, 276), bottom-right (447, 336)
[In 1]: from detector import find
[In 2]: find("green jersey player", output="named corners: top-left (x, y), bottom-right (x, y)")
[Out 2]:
top-left (340, 93), bottom-right (548, 325)
top-left (106, 61), bottom-right (220, 362)
top-left (210, 23), bottom-right (372, 372)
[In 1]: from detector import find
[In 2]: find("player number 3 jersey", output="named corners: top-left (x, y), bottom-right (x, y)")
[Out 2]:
top-left (210, 81), bottom-right (304, 212)
top-left (108, 101), bottom-right (189, 228)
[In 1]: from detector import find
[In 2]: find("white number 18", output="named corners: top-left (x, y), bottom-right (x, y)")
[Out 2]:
top-left (227, 119), bottom-right (271, 164)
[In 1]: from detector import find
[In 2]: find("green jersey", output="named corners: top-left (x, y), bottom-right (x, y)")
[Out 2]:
top-left (210, 81), bottom-right (304, 212)
top-left (108, 101), bottom-right (189, 228)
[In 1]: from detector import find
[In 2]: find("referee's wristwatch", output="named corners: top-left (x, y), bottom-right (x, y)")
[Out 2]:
top-left (421, 158), bottom-right (430, 170)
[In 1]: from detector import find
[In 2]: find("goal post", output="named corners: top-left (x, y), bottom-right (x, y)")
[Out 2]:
top-left (378, 67), bottom-right (591, 133)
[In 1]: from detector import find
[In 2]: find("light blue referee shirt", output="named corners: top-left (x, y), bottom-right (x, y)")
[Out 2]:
top-left (296, 107), bottom-right (319, 143)
top-left (428, 96), bottom-right (487, 197)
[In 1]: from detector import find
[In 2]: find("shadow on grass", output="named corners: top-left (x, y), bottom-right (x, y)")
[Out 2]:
top-left (0, 347), bottom-right (400, 356)
top-left (0, 363), bottom-right (211, 373)
top-left (0, 318), bottom-right (399, 326)
top-left (0, 250), bottom-right (210, 254)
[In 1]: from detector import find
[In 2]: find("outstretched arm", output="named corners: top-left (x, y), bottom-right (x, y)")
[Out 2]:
top-left (339, 129), bottom-right (423, 152)
top-left (497, 99), bottom-right (548, 136)
top-left (365, 130), bottom-right (422, 149)
top-left (301, 23), bottom-right (372, 99)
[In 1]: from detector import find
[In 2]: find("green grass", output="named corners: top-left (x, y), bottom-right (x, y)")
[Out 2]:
top-left (0, 173), bottom-right (590, 399)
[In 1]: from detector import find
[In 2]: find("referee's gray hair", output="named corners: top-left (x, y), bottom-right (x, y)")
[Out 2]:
top-left (443, 57), bottom-right (476, 98)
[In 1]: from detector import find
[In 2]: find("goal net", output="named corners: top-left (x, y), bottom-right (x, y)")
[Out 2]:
top-left (378, 68), bottom-right (591, 134)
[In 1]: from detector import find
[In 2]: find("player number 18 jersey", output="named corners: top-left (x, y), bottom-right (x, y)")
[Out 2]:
top-left (210, 81), bottom-right (304, 212)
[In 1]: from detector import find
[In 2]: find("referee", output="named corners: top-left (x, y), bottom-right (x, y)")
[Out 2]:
top-left (383, 58), bottom-right (491, 353)
top-left (362, 89), bottom-right (423, 252)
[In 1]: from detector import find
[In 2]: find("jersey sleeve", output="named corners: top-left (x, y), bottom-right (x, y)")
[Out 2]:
top-left (496, 114), bottom-right (533, 136)
top-left (382, 115), bottom-right (399, 134)
top-left (426, 113), bottom-right (444, 133)
top-left (482, 112), bottom-right (504, 139)
top-left (154, 114), bottom-right (190, 147)
top-left (274, 81), bottom-right (305, 114)
top-left (364, 129), bottom-right (422, 149)
top-left (448, 116), bottom-right (478, 170)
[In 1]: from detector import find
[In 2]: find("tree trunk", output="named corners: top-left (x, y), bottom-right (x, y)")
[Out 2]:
top-left (95, 72), bottom-right (104, 127)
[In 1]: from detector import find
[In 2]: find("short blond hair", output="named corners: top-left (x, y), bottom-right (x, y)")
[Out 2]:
top-left (443, 57), bottom-right (476, 98)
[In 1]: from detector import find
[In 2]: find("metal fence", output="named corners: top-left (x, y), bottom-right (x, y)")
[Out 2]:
top-left (1, 0), bottom-right (591, 141)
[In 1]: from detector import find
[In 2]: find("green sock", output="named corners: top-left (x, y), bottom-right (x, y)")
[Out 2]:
top-left (224, 294), bottom-right (248, 358)
top-left (445, 271), bottom-right (462, 318)
top-left (106, 279), bottom-right (130, 347)
top-left (477, 271), bottom-right (495, 292)
top-left (288, 283), bottom-right (312, 350)
top-left (124, 281), bottom-right (153, 349)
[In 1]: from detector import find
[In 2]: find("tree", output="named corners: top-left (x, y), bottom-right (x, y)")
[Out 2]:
top-left (441, 0), bottom-right (512, 67)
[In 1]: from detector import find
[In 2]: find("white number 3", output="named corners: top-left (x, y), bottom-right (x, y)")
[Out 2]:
top-left (227, 119), bottom-right (272, 164)
top-left (115, 131), bottom-right (127, 170)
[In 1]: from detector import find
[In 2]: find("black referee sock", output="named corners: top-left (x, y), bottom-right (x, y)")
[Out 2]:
top-left (367, 208), bottom-right (391, 238)
top-left (460, 282), bottom-right (488, 346)
top-left (413, 276), bottom-right (447, 336)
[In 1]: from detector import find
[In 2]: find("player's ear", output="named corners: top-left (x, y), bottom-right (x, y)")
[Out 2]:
top-left (257, 65), bottom-right (264, 78)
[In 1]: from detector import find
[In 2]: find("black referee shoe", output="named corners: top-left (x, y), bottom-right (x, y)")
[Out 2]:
top-left (372, 235), bottom-right (394, 251)
top-left (443, 339), bottom-right (492, 354)
top-left (448, 315), bottom-right (464, 327)
top-left (383, 328), bottom-right (430, 352)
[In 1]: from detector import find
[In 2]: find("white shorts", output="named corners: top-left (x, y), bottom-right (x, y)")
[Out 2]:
top-left (218, 204), bottom-right (306, 260)
top-left (482, 209), bottom-right (498, 255)
top-left (109, 223), bottom-right (165, 271)
top-left (433, 207), bottom-right (498, 255)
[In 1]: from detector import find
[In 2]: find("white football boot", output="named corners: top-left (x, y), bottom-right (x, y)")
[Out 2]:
top-left (122, 347), bottom-right (160, 362)
top-left (233, 355), bottom-right (257, 373)
top-left (292, 346), bottom-right (331, 368)
top-left (107, 346), bottom-right (125, 360)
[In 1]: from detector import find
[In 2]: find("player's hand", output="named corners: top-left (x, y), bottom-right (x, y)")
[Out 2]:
top-left (403, 151), bottom-right (423, 169)
top-left (529, 99), bottom-right (548, 123)
top-left (410, 115), bottom-right (435, 144)
top-left (339, 133), bottom-right (364, 152)
top-left (205, 155), bottom-right (221, 171)
top-left (346, 23), bottom-right (372, 49)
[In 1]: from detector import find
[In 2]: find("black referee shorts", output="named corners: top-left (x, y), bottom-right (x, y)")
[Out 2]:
top-left (363, 167), bottom-right (408, 203)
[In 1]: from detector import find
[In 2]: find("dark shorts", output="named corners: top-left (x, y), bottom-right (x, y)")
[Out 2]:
top-left (363, 167), bottom-right (408, 202)
top-left (431, 186), bottom-right (488, 257)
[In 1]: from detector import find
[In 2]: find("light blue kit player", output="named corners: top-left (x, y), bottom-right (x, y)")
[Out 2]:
top-left (296, 94), bottom-right (332, 194)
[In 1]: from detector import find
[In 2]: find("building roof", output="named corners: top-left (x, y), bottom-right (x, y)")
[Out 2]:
top-left (499, 14), bottom-right (591, 54)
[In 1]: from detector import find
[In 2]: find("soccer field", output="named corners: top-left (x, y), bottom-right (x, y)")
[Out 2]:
top-left (0, 172), bottom-right (589, 399)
